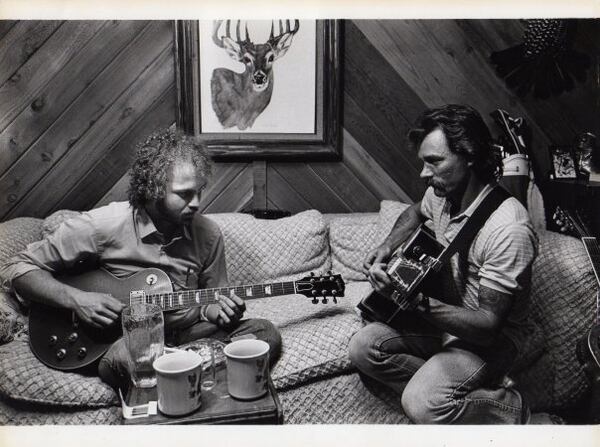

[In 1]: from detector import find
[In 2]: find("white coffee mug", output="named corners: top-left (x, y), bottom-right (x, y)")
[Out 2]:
top-left (224, 339), bottom-right (270, 400)
top-left (152, 350), bottom-right (203, 416)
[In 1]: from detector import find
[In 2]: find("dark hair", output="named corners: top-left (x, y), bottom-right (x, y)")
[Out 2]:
top-left (127, 127), bottom-right (212, 209)
top-left (408, 104), bottom-right (502, 182)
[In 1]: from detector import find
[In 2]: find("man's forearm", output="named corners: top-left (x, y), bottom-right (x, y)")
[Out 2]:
top-left (417, 297), bottom-right (500, 347)
top-left (13, 269), bottom-right (79, 310)
top-left (383, 201), bottom-right (424, 251)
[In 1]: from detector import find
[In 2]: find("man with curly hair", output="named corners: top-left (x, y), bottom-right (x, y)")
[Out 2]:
top-left (349, 104), bottom-right (538, 424)
top-left (1, 126), bottom-right (281, 390)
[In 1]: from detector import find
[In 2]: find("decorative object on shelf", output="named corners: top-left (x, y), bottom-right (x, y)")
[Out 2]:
top-left (575, 132), bottom-right (597, 179)
top-left (175, 20), bottom-right (342, 160)
top-left (549, 145), bottom-right (579, 180)
top-left (490, 19), bottom-right (591, 99)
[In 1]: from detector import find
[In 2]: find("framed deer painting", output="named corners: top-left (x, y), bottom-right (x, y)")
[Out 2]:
top-left (175, 20), bottom-right (342, 160)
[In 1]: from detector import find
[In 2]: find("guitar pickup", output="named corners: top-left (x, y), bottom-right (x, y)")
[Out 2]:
top-left (129, 290), bottom-right (146, 303)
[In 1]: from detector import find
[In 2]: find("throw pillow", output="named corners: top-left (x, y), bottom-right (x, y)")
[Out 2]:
top-left (0, 338), bottom-right (118, 408)
top-left (207, 210), bottom-right (331, 285)
top-left (378, 200), bottom-right (411, 240)
top-left (329, 214), bottom-right (381, 282)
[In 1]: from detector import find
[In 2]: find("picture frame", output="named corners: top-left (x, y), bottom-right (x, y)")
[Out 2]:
top-left (175, 20), bottom-right (342, 161)
top-left (549, 145), bottom-right (578, 179)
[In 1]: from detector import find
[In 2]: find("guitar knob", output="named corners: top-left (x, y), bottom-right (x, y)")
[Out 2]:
top-left (312, 290), bottom-right (318, 296)
top-left (321, 289), bottom-right (327, 295)
top-left (330, 276), bottom-right (335, 281)
top-left (56, 349), bottom-right (67, 360)
top-left (77, 347), bottom-right (87, 358)
top-left (48, 335), bottom-right (58, 346)
top-left (67, 332), bottom-right (79, 343)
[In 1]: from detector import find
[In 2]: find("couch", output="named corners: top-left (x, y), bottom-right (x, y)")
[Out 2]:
top-left (0, 201), bottom-right (596, 424)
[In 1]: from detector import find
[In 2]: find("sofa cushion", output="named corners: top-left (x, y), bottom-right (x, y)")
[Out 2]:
top-left (0, 217), bottom-right (43, 268)
top-left (329, 214), bottom-right (381, 281)
top-left (245, 281), bottom-right (372, 390)
top-left (207, 210), bottom-right (331, 285)
top-left (0, 338), bottom-right (118, 408)
top-left (525, 230), bottom-right (597, 410)
top-left (378, 200), bottom-right (411, 239)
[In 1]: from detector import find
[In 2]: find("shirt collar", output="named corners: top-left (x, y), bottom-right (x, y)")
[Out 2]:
top-left (134, 208), bottom-right (192, 242)
top-left (448, 183), bottom-right (496, 222)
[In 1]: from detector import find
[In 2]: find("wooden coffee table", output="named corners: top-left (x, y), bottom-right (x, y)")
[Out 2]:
top-left (122, 367), bottom-right (283, 425)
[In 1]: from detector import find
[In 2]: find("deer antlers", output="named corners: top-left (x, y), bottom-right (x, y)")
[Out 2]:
top-left (212, 20), bottom-right (300, 48)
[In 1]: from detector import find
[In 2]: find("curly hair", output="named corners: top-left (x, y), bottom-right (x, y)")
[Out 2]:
top-left (408, 104), bottom-right (503, 183)
top-left (127, 127), bottom-right (212, 209)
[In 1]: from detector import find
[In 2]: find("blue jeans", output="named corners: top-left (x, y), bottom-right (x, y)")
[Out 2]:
top-left (98, 318), bottom-right (281, 391)
top-left (348, 319), bottom-right (525, 424)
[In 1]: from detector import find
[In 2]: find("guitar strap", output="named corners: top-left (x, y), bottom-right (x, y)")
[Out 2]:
top-left (437, 185), bottom-right (512, 266)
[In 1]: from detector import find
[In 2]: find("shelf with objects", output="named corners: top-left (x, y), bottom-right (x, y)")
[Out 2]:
top-left (544, 132), bottom-right (600, 239)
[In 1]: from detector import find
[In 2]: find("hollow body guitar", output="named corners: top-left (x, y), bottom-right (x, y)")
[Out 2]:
top-left (28, 268), bottom-right (345, 371)
top-left (357, 225), bottom-right (445, 325)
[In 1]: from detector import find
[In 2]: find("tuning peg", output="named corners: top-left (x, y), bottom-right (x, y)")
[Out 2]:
top-left (311, 297), bottom-right (319, 304)
top-left (333, 296), bottom-right (337, 304)
top-left (321, 297), bottom-right (328, 304)
top-left (327, 270), bottom-right (332, 275)
top-left (310, 272), bottom-right (315, 276)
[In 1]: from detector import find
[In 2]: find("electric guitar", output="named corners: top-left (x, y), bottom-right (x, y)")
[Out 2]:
top-left (357, 225), bottom-right (445, 325)
top-left (28, 268), bottom-right (345, 371)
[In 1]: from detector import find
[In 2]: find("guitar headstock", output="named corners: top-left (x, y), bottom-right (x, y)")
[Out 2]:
top-left (295, 272), bottom-right (345, 304)
top-left (552, 205), bottom-right (592, 238)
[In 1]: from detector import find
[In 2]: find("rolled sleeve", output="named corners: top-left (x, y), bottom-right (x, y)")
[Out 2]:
top-left (0, 214), bottom-right (100, 294)
top-left (478, 223), bottom-right (537, 294)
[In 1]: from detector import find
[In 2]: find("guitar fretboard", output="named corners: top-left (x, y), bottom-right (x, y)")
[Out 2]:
top-left (582, 237), bottom-right (600, 287)
top-left (131, 281), bottom-right (298, 310)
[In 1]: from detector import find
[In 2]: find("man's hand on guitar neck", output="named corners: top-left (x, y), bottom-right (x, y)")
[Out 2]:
top-left (205, 292), bottom-right (246, 329)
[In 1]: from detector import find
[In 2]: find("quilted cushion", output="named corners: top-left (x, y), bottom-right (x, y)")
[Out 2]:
top-left (525, 230), bottom-right (597, 410)
top-left (245, 282), bottom-right (372, 390)
top-left (0, 339), bottom-right (118, 408)
top-left (278, 372), bottom-right (410, 424)
top-left (378, 200), bottom-right (411, 240)
top-left (207, 210), bottom-right (331, 285)
top-left (0, 397), bottom-right (120, 425)
top-left (0, 217), bottom-right (42, 345)
top-left (0, 217), bottom-right (43, 267)
top-left (329, 214), bottom-right (381, 281)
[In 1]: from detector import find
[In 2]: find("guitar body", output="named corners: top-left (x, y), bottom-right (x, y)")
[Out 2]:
top-left (357, 226), bottom-right (444, 325)
top-left (28, 268), bottom-right (173, 371)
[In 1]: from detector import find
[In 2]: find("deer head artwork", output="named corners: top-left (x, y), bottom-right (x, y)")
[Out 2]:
top-left (210, 20), bottom-right (300, 130)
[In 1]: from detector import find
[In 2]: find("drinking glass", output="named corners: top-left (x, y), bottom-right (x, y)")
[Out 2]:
top-left (184, 339), bottom-right (226, 390)
top-left (121, 303), bottom-right (164, 388)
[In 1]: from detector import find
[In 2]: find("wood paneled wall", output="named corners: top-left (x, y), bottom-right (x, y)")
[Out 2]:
top-left (1, 19), bottom-right (598, 220)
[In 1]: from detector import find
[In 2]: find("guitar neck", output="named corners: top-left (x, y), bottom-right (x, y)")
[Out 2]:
top-left (582, 237), bottom-right (600, 287)
top-left (139, 281), bottom-right (297, 311)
